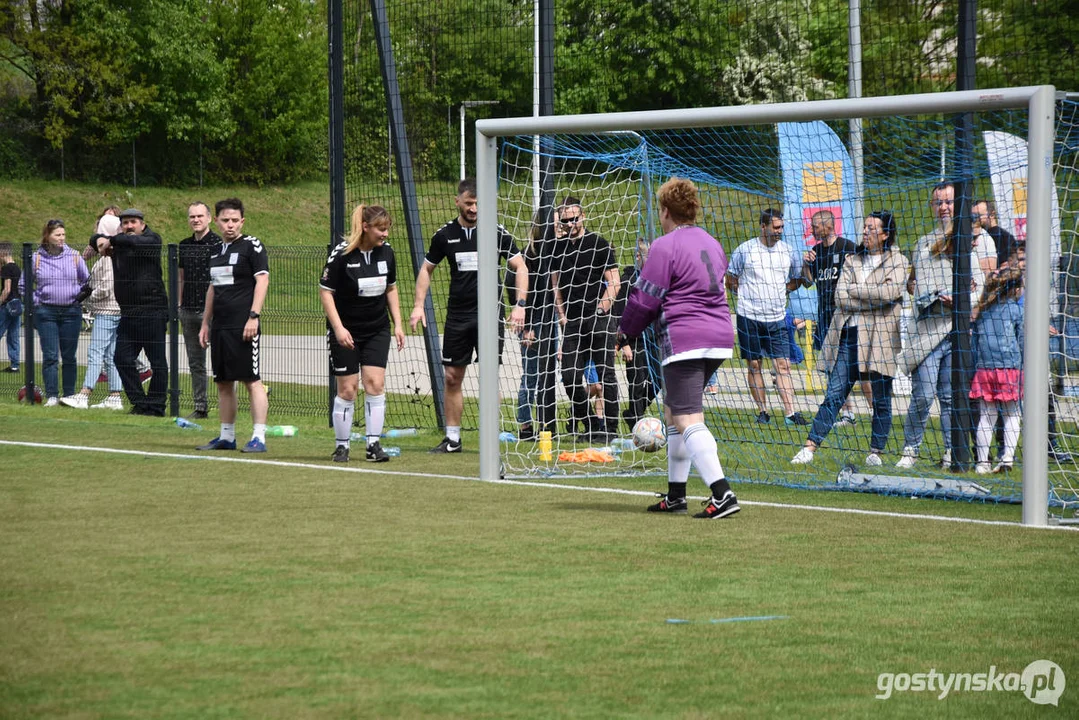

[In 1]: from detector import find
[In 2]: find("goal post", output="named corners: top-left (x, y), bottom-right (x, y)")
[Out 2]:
top-left (476, 86), bottom-right (1055, 526)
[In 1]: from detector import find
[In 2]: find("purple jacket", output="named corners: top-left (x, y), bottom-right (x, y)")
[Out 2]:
top-left (19, 245), bottom-right (89, 307)
top-left (619, 226), bottom-right (734, 363)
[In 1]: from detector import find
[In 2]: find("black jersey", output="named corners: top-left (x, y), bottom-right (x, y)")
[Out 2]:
top-left (320, 241), bottom-right (397, 335)
top-left (424, 218), bottom-right (519, 314)
top-left (208, 235), bottom-right (269, 329)
top-left (805, 235), bottom-right (856, 342)
top-left (555, 231), bottom-right (617, 323)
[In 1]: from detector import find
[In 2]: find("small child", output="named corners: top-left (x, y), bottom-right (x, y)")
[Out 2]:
top-left (969, 266), bottom-right (1024, 474)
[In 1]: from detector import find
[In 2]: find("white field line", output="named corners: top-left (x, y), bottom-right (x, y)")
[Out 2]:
top-left (2, 439), bottom-right (1076, 533)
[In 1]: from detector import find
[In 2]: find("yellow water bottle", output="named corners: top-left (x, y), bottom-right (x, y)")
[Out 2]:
top-left (538, 430), bottom-right (553, 461)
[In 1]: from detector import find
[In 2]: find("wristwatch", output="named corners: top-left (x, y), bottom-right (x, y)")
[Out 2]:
top-left (249, 311), bottom-right (260, 319)
top-left (516, 299), bottom-right (526, 308)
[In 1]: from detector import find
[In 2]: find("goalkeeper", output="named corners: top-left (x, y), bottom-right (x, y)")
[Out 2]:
top-left (619, 178), bottom-right (739, 520)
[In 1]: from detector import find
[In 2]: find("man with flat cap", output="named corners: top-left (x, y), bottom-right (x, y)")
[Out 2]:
top-left (92, 208), bottom-right (169, 416)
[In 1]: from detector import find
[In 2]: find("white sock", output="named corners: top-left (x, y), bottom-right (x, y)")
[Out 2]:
top-left (333, 395), bottom-right (355, 447)
top-left (1001, 400), bottom-right (1021, 462)
top-left (666, 425), bottom-right (691, 486)
top-left (220, 423), bottom-right (236, 442)
top-left (446, 425), bottom-right (461, 443)
top-left (365, 394), bottom-right (386, 446)
top-left (252, 423), bottom-right (266, 443)
top-left (682, 422), bottom-right (724, 487)
top-left (976, 400), bottom-right (996, 463)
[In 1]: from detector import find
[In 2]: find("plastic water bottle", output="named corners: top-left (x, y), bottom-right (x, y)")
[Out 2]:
top-left (499, 431), bottom-right (517, 443)
top-left (174, 417), bottom-right (201, 430)
top-left (383, 446), bottom-right (401, 457)
top-left (612, 438), bottom-right (636, 453)
top-left (382, 428), bottom-right (418, 438)
top-left (538, 430), bottom-right (553, 461)
top-left (266, 425), bottom-right (298, 437)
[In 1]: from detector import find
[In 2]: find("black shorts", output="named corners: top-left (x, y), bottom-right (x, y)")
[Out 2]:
top-left (329, 326), bottom-right (390, 375)
top-left (663, 358), bottom-right (725, 416)
top-left (210, 325), bottom-right (261, 383)
top-left (441, 311), bottom-right (503, 366)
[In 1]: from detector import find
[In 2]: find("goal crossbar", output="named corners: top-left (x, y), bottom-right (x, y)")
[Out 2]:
top-left (475, 86), bottom-right (1056, 526)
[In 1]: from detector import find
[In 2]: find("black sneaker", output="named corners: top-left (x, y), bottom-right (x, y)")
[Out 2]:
top-left (519, 423), bottom-right (535, 441)
top-left (646, 493), bottom-right (687, 514)
top-left (785, 412), bottom-right (809, 426)
top-left (332, 445), bottom-right (350, 463)
top-left (188, 409), bottom-right (209, 420)
top-left (693, 492), bottom-right (741, 519)
top-left (366, 441), bottom-right (390, 462)
top-left (429, 437), bottom-right (462, 454)
top-left (756, 411), bottom-right (770, 424)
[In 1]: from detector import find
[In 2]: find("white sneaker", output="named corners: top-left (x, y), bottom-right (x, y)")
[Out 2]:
top-left (43, 396), bottom-right (59, 407)
top-left (865, 452), bottom-right (883, 466)
top-left (60, 394), bottom-right (89, 410)
top-left (791, 447), bottom-right (815, 465)
top-left (834, 412), bottom-right (857, 428)
top-left (975, 462), bottom-right (992, 475)
top-left (91, 395), bottom-right (124, 411)
top-left (895, 446), bottom-right (917, 469)
top-left (939, 449), bottom-right (952, 469)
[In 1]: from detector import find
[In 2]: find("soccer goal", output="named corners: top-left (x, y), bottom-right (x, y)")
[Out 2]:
top-left (476, 87), bottom-right (1058, 527)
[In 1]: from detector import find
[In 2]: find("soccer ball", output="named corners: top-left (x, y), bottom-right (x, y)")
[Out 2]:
top-left (17, 385), bottom-right (43, 404)
top-left (632, 416), bottom-right (666, 453)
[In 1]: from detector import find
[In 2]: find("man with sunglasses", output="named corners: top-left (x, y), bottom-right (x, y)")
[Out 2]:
top-left (551, 196), bottom-right (620, 439)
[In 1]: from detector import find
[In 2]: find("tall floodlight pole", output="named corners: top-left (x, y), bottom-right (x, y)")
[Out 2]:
top-left (460, 101), bottom-right (500, 179)
top-left (848, 0), bottom-right (864, 231)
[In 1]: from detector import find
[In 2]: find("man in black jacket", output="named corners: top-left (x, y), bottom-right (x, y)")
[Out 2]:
top-left (92, 208), bottom-right (169, 416)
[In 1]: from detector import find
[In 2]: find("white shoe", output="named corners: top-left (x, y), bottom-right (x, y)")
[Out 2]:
top-left (895, 446), bottom-right (917, 469)
top-left (91, 395), bottom-right (124, 411)
top-left (939, 449), bottom-right (952, 469)
top-left (43, 396), bottom-right (59, 407)
top-left (60, 393), bottom-right (89, 410)
top-left (975, 462), bottom-right (992, 475)
top-left (791, 447), bottom-right (815, 465)
top-left (865, 452), bottom-right (883, 467)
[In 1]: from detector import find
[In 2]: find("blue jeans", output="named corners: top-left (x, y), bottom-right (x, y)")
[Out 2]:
top-left (516, 342), bottom-right (538, 424)
top-left (83, 313), bottom-right (122, 393)
top-left (902, 338), bottom-right (952, 453)
top-left (35, 304), bottom-right (82, 398)
top-left (808, 329), bottom-right (895, 452)
top-left (0, 307), bottom-right (19, 366)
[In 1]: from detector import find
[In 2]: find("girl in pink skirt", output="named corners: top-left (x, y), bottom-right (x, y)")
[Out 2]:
top-left (969, 266), bottom-right (1025, 474)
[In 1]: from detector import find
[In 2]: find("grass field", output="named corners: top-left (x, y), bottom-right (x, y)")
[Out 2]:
top-left (0, 405), bottom-right (1075, 718)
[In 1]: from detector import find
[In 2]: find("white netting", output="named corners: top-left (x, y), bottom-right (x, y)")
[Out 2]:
top-left (492, 102), bottom-right (1078, 512)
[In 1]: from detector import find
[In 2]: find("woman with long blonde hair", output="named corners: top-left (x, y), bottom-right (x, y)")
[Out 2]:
top-left (319, 204), bottom-right (406, 463)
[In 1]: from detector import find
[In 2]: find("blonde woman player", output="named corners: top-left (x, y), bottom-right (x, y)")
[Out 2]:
top-left (320, 204), bottom-right (406, 463)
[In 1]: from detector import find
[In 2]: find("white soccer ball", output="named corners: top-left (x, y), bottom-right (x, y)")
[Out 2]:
top-left (632, 417), bottom-right (666, 453)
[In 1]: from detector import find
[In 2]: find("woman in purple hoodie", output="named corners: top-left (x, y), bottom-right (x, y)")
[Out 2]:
top-left (619, 178), bottom-right (739, 520)
top-left (19, 219), bottom-right (89, 405)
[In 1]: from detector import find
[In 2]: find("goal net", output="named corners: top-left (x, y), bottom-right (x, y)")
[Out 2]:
top-left (478, 88), bottom-right (1069, 526)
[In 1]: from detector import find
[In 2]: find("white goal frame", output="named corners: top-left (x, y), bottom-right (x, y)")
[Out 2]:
top-left (476, 86), bottom-right (1056, 527)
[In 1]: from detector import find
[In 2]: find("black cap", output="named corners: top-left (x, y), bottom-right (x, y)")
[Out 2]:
top-left (118, 208), bottom-right (144, 220)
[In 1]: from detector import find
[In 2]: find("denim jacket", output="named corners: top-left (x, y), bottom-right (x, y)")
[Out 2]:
top-left (971, 298), bottom-right (1023, 370)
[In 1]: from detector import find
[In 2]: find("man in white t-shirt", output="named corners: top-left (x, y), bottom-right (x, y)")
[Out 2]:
top-left (726, 208), bottom-right (806, 425)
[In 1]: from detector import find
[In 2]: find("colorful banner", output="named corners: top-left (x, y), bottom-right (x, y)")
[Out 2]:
top-left (778, 121), bottom-right (858, 320)
top-left (983, 130), bottom-right (1061, 282)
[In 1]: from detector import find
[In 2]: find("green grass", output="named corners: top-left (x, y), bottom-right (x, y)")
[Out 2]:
top-left (0, 407), bottom-right (1076, 718)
